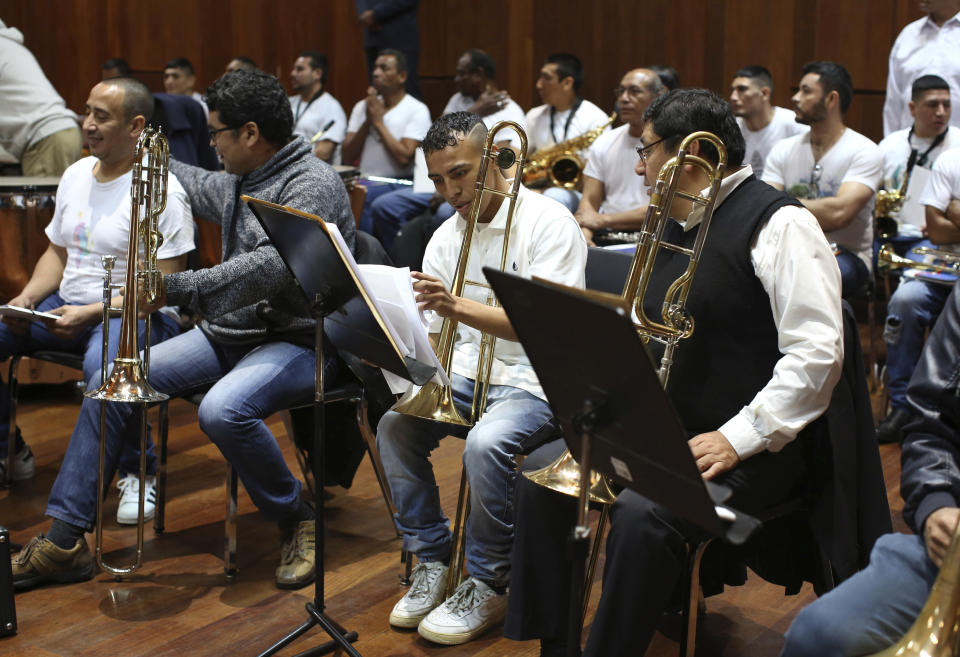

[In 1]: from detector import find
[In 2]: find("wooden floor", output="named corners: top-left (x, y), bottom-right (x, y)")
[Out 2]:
top-left (1, 371), bottom-right (905, 657)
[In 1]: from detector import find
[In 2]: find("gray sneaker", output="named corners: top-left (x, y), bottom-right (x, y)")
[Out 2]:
top-left (388, 561), bottom-right (448, 628)
top-left (418, 577), bottom-right (507, 645)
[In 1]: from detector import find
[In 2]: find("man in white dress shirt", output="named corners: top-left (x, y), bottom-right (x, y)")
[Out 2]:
top-left (525, 53), bottom-right (610, 213)
top-left (575, 67), bottom-right (665, 245)
top-left (729, 65), bottom-right (808, 179)
top-left (884, 0), bottom-right (960, 136)
top-left (288, 51), bottom-right (347, 163)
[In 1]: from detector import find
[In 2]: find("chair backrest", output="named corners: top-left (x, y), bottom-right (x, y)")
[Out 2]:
top-left (585, 247), bottom-right (633, 294)
top-left (348, 183), bottom-right (367, 228)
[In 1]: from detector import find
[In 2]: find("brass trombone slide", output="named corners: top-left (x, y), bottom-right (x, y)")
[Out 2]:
top-left (877, 243), bottom-right (960, 287)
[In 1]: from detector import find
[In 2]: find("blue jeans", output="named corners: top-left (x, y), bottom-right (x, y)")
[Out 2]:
top-left (543, 187), bottom-right (581, 213)
top-left (376, 374), bottom-right (558, 587)
top-left (0, 292), bottom-right (181, 475)
top-left (46, 326), bottom-right (328, 531)
top-left (836, 249), bottom-right (870, 299)
top-left (371, 188), bottom-right (454, 252)
top-left (358, 181), bottom-right (410, 235)
top-left (781, 533), bottom-right (936, 657)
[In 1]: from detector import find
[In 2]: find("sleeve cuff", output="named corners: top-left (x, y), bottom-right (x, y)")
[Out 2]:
top-left (718, 411), bottom-right (768, 461)
top-left (914, 492), bottom-right (958, 535)
top-left (163, 272), bottom-right (192, 307)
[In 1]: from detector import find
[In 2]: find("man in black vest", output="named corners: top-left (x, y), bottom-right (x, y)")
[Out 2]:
top-left (503, 89), bottom-right (846, 657)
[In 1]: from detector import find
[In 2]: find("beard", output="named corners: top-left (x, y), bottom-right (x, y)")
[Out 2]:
top-left (794, 98), bottom-right (828, 125)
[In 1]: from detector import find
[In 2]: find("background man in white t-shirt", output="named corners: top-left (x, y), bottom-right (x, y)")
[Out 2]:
top-left (288, 50), bottom-right (347, 164)
top-left (763, 60), bottom-right (883, 299)
top-left (575, 67), bottom-right (665, 246)
top-left (525, 53), bottom-right (611, 213)
top-left (343, 48), bottom-right (431, 233)
top-left (0, 77), bottom-right (194, 520)
top-left (730, 65), bottom-right (808, 179)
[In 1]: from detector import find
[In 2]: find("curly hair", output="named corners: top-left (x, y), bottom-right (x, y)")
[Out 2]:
top-left (421, 111), bottom-right (486, 155)
top-left (205, 70), bottom-right (293, 147)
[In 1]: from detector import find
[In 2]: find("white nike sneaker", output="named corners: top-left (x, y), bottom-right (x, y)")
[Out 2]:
top-left (116, 474), bottom-right (157, 524)
top-left (417, 577), bottom-right (507, 645)
top-left (388, 561), bottom-right (448, 628)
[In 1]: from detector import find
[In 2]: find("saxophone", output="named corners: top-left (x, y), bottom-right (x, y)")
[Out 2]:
top-left (522, 112), bottom-right (616, 189)
top-left (875, 149), bottom-right (918, 238)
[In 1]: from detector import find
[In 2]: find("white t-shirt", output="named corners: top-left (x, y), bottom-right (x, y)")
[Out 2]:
top-left (346, 93), bottom-right (431, 178)
top-left (442, 92), bottom-right (528, 150)
top-left (45, 156), bottom-right (195, 305)
top-left (423, 186), bottom-right (587, 400)
top-left (290, 91), bottom-right (348, 163)
top-left (919, 147), bottom-right (960, 252)
top-left (190, 91), bottom-right (209, 121)
top-left (524, 99), bottom-right (610, 153)
top-left (763, 128), bottom-right (883, 271)
top-left (878, 125), bottom-right (960, 227)
top-left (737, 107), bottom-right (808, 180)
top-left (582, 123), bottom-right (649, 214)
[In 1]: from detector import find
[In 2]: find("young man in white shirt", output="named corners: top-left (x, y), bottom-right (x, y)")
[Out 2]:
top-left (288, 51), bottom-right (347, 164)
top-left (763, 60), bottom-right (883, 298)
top-left (575, 67), bottom-right (665, 246)
top-left (163, 57), bottom-right (208, 121)
top-left (343, 48), bottom-right (431, 234)
top-left (884, 0), bottom-right (960, 136)
top-left (729, 65), bottom-right (808, 179)
top-left (0, 77), bottom-right (194, 519)
top-left (525, 53), bottom-right (611, 213)
top-left (379, 111), bottom-right (587, 645)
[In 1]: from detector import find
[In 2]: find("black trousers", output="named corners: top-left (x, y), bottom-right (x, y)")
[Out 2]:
top-left (505, 436), bottom-right (808, 657)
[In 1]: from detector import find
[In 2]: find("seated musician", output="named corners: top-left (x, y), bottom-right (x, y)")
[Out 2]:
top-left (288, 51), bottom-right (347, 164)
top-left (341, 49), bottom-right (431, 234)
top-left (378, 111), bottom-right (587, 645)
top-left (370, 48), bottom-right (526, 252)
top-left (10, 69), bottom-right (357, 592)
top-left (504, 88), bottom-right (845, 657)
top-left (781, 285), bottom-right (960, 657)
top-left (763, 60), bottom-right (883, 299)
top-left (162, 56), bottom-right (208, 120)
top-left (875, 75), bottom-right (958, 443)
top-left (525, 53), bottom-right (611, 213)
top-left (575, 67), bottom-right (665, 246)
top-left (0, 77), bottom-right (193, 521)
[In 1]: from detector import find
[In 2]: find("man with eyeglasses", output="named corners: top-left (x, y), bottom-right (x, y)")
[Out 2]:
top-left (575, 68), bottom-right (665, 246)
top-left (729, 65), bottom-right (808, 179)
top-left (10, 69), bottom-right (357, 592)
top-left (763, 61), bottom-right (883, 299)
top-left (505, 88), bottom-right (847, 657)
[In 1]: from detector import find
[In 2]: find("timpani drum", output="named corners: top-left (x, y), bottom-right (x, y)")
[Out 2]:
top-left (0, 177), bottom-right (59, 302)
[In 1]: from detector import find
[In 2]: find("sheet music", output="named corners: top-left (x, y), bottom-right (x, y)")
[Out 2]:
top-left (899, 166), bottom-right (931, 229)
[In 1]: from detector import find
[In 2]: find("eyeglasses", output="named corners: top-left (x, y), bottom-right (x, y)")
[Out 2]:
top-left (208, 126), bottom-right (235, 140)
top-left (614, 85), bottom-right (648, 99)
top-left (636, 137), bottom-right (668, 163)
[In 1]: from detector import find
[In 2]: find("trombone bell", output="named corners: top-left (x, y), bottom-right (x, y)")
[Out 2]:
top-left (524, 450), bottom-right (618, 505)
top-left (392, 380), bottom-right (470, 427)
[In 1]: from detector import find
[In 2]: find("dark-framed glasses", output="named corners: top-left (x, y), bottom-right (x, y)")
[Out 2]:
top-left (208, 126), bottom-right (234, 140)
top-left (636, 137), bottom-right (668, 163)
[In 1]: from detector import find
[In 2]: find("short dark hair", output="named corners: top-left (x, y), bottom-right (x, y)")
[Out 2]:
top-left (912, 74), bottom-right (950, 100)
top-left (545, 53), bottom-right (583, 91)
top-left (801, 60), bottom-right (853, 114)
top-left (165, 57), bottom-right (195, 76)
top-left (102, 58), bottom-right (130, 76)
top-left (205, 70), bottom-right (293, 148)
top-left (647, 65), bottom-right (680, 91)
top-left (733, 65), bottom-right (774, 93)
top-left (642, 88), bottom-right (745, 168)
top-left (230, 56), bottom-right (258, 72)
top-left (378, 48), bottom-right (408, 75)
top-left (464, 49), bottom-right (495, 79)
top-left (422, 111), bottom-right (486, 156)
top-left (298, 50), bottom-right (328, 84)
top-left (102, 76), bottom-right (154, 123)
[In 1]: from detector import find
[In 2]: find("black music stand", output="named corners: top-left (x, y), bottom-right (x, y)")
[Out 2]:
top-left (484, 268), bottom-right (760, 656)
top-left (246, 197), bottom-right (436, 657)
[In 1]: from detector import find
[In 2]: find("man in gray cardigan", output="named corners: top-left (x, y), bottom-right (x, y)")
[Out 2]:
top-left (11, 70), bottom-right (357, 591)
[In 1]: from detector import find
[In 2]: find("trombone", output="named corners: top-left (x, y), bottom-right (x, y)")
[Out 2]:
top-left (877, 243), bottom-right (960, 287)
top-left (391, 120), bottom-right (527, 595)
top-left (84, 127), bottom-right (170, 578)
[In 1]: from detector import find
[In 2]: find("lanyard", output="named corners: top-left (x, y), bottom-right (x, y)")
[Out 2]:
top-left (907, 126), bottom-right (947, 170)
top-left (294, 90), bottom-right (323, 124)
top-left (549, 97), bottom-right (583, 143)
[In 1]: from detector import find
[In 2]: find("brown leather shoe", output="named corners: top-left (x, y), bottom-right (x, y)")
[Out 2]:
top-left (275, 520), bottom-right (316, 589)
top-left (12, 535), bottom-right (96, 591)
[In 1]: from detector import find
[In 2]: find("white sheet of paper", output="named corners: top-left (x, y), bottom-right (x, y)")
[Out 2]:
top-left (0, 305), bottom-right (59, 321)
top-left (899, 166), bottom-right (931, 229)
top-left (412, 148), bottom-right (434, 194)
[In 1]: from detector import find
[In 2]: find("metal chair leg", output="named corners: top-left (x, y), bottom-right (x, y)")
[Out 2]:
top-left (581, 504), bottom-right (610, 627)
top-left (153, 400), bottom-right (169, 535)
top-left (224, 464), bottom-right (238, 580)
top-left (680, 538), bottom-right (713, 657)
top-left (4, 356), bottom-right (22, 488)
top-left (281, 409), bottom-right (316, 500)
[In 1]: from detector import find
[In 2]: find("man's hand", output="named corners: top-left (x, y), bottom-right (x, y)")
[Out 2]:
top-left (576, 205), bottom-right (606, 231)
top-left (688, 431), bottom-right (740, 480)
top-left (580, 226), bottom-right (596, 246)
top-left (472, 89), bottom-right (510, 117)
top-left (412, 271), bottom-right (459, 318)
top-left (366, 87), bottom-right (386, 125)
top-left (2, 292), bottom-right (36, 334)
top-left (120, 277), bottom-right (166, 318)
top-left (924, 507), bottom-right (960, 567)
top-left (46, 304), bottom-right (98, 339)
top-left (358, 9), bottom-right (378, 28)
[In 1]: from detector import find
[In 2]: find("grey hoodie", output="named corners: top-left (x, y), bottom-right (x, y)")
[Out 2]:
top-left (166, 137), bottom-right (356, 346)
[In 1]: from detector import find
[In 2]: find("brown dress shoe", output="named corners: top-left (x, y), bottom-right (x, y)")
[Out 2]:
top-left (12, 535), bottom-right (96, 591)
top-left (275, 520), bottom-right (316, 589)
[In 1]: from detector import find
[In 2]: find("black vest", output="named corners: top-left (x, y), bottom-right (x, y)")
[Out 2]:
top-left (643, 176), bottom-right (802, 435)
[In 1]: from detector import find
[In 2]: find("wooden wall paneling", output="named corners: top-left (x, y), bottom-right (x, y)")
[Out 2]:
top-left (506, 0), bottom-right (535, 113)
top-left (722, 0), bottom-right (798, 110)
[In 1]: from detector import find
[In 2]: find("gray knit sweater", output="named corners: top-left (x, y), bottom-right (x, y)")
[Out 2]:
top-left (166, 137), bottom-right (356, 346)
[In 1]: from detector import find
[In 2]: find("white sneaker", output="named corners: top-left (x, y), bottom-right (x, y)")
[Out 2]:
top-left (116, 474), bottom-right (157, 524)
top-left (417, 577), bottom-right (507, 645)
top-left (388, 561), bottom-right (448, 628)
top-left (0, 444), bottom-right (35, 481)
